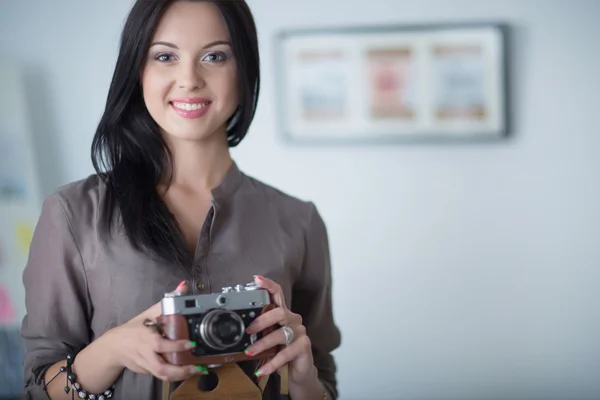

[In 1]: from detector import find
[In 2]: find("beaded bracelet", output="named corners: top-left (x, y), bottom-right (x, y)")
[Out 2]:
top-left (43, 351), bottom-right (116, 400)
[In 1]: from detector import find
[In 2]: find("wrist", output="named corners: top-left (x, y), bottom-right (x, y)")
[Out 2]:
top-left (98, 327), bottom-right (126, 370)
top-left (63, 329), bottom-right (125, 395)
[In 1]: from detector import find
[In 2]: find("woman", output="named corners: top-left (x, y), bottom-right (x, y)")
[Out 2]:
top-left (20, 1), bottom-right (341, 399)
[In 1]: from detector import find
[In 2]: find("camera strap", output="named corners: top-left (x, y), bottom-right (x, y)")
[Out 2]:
top-left (162, 381), bottom-right (173, 400)
top-left (255, 363), bottom-right (289, 397)
top-left (278, 363), bottom-right (289, 397)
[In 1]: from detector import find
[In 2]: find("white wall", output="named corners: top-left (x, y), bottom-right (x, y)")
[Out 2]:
top-left (1, 0), bottom-right (599, 399)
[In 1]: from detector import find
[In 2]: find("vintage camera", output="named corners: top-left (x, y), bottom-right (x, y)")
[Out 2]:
top-left (157, 281), bottom-right (280, 366)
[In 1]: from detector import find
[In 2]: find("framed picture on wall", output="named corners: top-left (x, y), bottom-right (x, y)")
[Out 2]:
top-left (275, 22), bottom-right (509, 144)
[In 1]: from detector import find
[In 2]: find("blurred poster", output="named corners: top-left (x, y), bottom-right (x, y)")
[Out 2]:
top-left (432, 44), bottom-right (487, 120)
top-left (0, 285), bottom-right (16, 325)
top-left (0, 132), bottom-right (28, 203)
top-left (278, 25), bottom-right (506, 142)
top-left (297, 50), bottom-right (347, 121)
top-left (0, 65), bottom-right (38, 400)
top-left (14, 222), bottom-right (34, 256)
top-left (367, 47), bottom-right (415, 120)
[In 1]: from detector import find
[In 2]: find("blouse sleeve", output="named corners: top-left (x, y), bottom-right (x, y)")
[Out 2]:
top-left (291, 202), bottom-right (342, 399)
top-left (20, 193), bottom-right (93, 399)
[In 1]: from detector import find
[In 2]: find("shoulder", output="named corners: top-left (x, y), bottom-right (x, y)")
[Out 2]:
top-left (43, 174), bottom-right (107, 225)
top-left (240, 173), bottom-right (326, 233)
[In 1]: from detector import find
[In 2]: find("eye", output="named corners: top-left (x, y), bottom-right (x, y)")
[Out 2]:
top-left (202, 52), bottom-right (227, 63)
top-left (155, 53), bottom-right (175, 62)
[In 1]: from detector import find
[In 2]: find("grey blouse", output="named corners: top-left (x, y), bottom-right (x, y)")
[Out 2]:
top-left (20, 162), bottom-right (341, 399)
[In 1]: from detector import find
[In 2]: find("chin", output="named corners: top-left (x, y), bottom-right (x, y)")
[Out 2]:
top-left (166, 131), bottom-right (215, 142)
top-left (162, 123), bottom-right (225, 143)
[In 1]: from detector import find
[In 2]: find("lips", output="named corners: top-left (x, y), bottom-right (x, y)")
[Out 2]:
top-left (169, 98), bottom-right (212, 119)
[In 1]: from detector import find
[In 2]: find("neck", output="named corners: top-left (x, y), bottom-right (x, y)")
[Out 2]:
top-left (162, 132), bottom-right (233, 194)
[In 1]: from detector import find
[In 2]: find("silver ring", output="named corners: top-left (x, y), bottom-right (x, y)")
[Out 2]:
top-left (281, 325), bottom-right (294, 346)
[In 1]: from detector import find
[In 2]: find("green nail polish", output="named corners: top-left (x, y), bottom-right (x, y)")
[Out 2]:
top-left (196, 365), bottom-right (207, 373)
top-left (254, 369), bottom-right (263, 377)
top-left (189, 341), bottom-right (197, 347)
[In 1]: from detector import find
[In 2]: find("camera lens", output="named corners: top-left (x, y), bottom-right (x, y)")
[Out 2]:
top-left (199, 310), bottom-right (245, 350)
top-left (215, 317), bottom-right (240, 340)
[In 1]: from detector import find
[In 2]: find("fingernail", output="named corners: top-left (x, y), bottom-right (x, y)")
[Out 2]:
top-left (195, 365), bottom-right (208, 374)
top-left (185, 341), bottom-right (197, 349)
top-left (246, 328), bottom-right (253, 334)
top-left (244, 348), bottom-right (254, 356)
top-left (255, 369), bottom-right (265, 377)
top-left (177, 280), bottom-right (186, 287)
top-left (254, 275), bottom-right (263, 281)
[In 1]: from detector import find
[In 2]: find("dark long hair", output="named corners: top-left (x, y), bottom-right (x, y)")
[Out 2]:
top-left (91, 0), bottom-right (260, 266)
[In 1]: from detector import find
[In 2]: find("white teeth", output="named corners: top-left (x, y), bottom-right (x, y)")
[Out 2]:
top-left (172, 102), bottom-right (210, 111)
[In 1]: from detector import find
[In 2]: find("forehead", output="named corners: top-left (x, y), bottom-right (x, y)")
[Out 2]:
top-left (151, 1), bottom-right (231, 44)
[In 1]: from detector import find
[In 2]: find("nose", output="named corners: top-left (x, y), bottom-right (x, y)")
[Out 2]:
top-left (177, 61), bottom-right (205, 91)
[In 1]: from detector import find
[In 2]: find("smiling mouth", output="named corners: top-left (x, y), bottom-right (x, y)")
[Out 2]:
top-left (170, 101), bottom-right (212, 111)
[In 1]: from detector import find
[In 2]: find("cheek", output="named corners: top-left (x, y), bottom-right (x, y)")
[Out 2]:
top-left (141, 68), bottom-right (171, 109)
top-left (218, 67), bottom-right (239, 111)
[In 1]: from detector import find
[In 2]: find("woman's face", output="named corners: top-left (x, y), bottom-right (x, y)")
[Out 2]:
top-left (141, 1), bottom-right (238, 144)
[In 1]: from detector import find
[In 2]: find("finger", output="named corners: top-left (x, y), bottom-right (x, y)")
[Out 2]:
top-left (148, 331), bottom-right (197, 353)
top-left (245, 324), bottom-right (304, 356)
top-left (171, 280), bottom-right (189, 295)
top-left (144, 352), bottom-right (207, 382)
top-left (255, 336), bottom-right (312, 377)
top-left (142, 352), bottom-right (172, 381)
top-left (144, 352), bottom-right (208, 381)
top-left (246, 308), bottom-right (301, 335)
top-left (254, 275), bottom-right (286, 308)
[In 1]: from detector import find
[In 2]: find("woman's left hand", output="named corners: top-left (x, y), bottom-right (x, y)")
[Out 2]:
top-left (243, 275), bottom-right (315, 385)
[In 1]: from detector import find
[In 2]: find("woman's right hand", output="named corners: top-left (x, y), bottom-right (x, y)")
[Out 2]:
top-left (105, 281), bottom-right (208, 382)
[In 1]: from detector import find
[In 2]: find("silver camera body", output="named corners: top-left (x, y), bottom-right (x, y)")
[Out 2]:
top-left (160, 281), bottom-right (271, 357)
top-left (161, 281), bottom-right (269, 316)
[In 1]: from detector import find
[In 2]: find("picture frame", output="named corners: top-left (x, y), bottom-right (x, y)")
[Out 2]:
top-left (274, 22), bottom-right (510, 144)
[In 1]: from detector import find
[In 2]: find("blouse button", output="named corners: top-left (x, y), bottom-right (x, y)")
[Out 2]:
top-left (196, 282), bottom-right (206, 291)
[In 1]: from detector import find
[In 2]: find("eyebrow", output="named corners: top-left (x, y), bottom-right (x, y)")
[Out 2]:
top-left (149, 40), bottom-right (231, 50)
